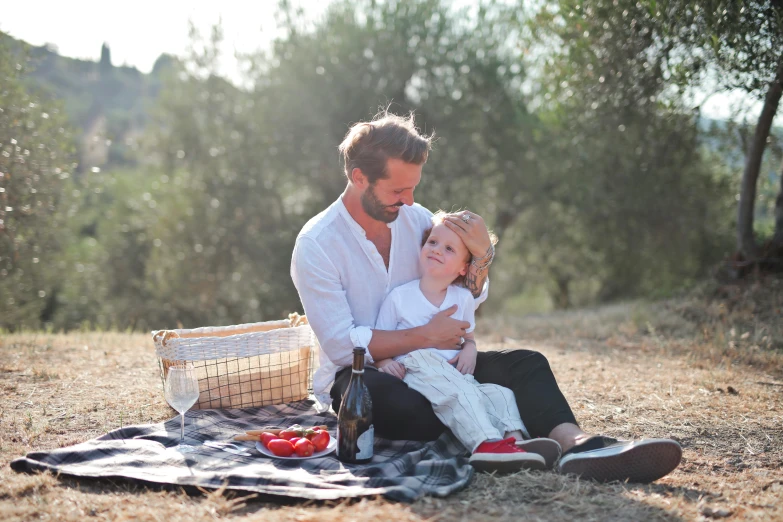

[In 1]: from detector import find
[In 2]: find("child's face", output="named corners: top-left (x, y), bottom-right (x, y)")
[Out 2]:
top-left (420, 223), bottom-right (470, 282)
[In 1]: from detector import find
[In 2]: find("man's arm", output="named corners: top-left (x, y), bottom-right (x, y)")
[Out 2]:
top-left (291, 237), bottom-right (369, 367)
top-left (370, 287), bottom-right (466, 361)
top-left (443, 211), bottom-right (495, 298)
top-left (367, 328), bottom-right (430, 360)
top-left (464, 256), bottom-right (491, 299)
top-left (291, 237), bottom-right (467, 366)
top-left (368, 311), bottom-right (465, 360)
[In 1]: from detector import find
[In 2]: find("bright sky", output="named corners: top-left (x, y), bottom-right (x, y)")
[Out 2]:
top-left (0, 1), bottom-right (313, 82)
top-left (1, 1), bottom-right (762, 121)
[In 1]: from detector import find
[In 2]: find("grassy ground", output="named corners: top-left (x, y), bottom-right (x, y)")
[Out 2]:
top-left (2, 278), bottom-right (782, 521)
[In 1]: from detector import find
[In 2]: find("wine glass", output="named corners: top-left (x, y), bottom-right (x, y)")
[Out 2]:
top-left (164, 363), bottom-right (200, 453)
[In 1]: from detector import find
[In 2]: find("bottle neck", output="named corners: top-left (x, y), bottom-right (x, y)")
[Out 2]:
top-left (351, 348), bottom-right (366, 373)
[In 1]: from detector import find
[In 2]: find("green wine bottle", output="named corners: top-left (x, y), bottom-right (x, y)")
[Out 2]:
top-left (336, 347), bottom-right (374, 463)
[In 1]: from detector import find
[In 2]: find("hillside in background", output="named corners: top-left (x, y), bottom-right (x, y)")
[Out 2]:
top-left (1, 32), bottom-right (177, 171)
top-left (4, 31), bottom-right (780, 179)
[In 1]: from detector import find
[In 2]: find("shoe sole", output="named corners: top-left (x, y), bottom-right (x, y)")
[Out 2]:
top-left (469, 453), bottom-right (547, 474)
top-left (558, 439), bottom-right (682, 483)
top-left (515, 438), bottom-right (562, 469)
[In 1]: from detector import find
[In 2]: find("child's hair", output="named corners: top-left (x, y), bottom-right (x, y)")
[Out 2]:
top-left (421, 210), bottom-right (499, 287)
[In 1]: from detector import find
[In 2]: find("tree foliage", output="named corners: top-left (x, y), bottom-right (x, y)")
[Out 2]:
top-left (525, 0), bottom-right (735, 301)
top-left (1, 0), bottom-right (746, 330)
top-left (0, 40), bottom-right (76, 329)
top-left (531, 0), bottom-right (783, 260)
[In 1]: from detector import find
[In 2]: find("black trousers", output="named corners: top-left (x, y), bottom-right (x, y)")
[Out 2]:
top-left (330, 349), bottom-right (578, 441)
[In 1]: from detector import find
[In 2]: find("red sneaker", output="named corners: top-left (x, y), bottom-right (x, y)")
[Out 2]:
top-left (469, 438), bottom-right (546, 473)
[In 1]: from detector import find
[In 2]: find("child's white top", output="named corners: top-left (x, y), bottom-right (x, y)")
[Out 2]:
top-left (375, 279), bottom-right (476, 362)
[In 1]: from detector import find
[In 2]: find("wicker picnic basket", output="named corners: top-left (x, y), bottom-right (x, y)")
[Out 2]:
top-left (152, 313), bottom-right (317, 410)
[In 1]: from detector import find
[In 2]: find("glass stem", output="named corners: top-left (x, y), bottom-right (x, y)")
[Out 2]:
top-left (180, 413), bottom-right (185, 444)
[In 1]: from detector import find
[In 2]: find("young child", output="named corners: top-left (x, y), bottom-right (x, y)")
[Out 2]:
top-left (374, 211), bottom-right (560, 473)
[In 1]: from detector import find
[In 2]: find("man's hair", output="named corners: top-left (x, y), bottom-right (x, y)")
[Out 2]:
top-left (420, 210), bottom-right (499, 288)
top-left (339, 110), bottom-right (433, 184)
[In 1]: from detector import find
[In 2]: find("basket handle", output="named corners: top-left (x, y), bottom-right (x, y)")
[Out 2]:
top-left (153, 330), bottom-right (180, 347)
top-left (288, 312), bottom-right (309, 327)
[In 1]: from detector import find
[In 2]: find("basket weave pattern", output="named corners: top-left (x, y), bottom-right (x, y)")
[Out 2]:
top-left (152, 316), bottom-right (317, 410)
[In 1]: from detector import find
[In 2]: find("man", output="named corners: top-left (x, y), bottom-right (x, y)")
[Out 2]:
top-left (291, 111), bottom-right (682, 482)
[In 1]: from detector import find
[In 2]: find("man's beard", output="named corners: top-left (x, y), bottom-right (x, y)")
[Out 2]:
top-left (361, 184), bottom-right (402, 223)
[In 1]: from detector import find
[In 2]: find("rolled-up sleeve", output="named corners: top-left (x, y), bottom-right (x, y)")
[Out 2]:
top-left (291, 237), bottom-right (373, 368)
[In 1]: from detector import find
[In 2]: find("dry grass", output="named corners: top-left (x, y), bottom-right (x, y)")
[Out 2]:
top-left (2, 284), bottom-right (782, 521)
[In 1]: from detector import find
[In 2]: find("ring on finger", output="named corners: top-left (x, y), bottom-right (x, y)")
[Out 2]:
top-left (459, 336), bottom-right (465, 345)
top-left (461, 214), bottom-right (470, 224)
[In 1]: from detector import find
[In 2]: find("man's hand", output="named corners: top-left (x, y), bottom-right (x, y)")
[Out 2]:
top-left (443, 210), bottom-right (492, 259)
top-left (422, 305), bottom-right (470, 350)
top-left (375, 358), bottom-right (406, 379)
top-left (448, 341), bottom-right (477, 375)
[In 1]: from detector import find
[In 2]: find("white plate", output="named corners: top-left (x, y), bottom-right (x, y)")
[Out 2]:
top-left (255, 436), bottom-right (337, 460)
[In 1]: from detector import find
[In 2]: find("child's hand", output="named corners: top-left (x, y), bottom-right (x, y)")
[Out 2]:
top-left (376, 358), bottom-right (406, 379)
top-left (448, 341), bottom-right (477, 375)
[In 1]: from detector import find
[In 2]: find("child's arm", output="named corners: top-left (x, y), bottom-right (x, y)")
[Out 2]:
top-left (448, 291), bottom-right (478, 375)
top-left (448, 332), bottom-right (477, 375)
top-left (372, 285), bottom-right (467, 359)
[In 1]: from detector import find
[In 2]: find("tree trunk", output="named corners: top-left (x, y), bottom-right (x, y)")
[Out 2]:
top-left (554, 276), bottom-right (571, 309)
top-left (737, 58), bottom-right (783, 259)
top-left (774, 158), bottom-right (783, 247)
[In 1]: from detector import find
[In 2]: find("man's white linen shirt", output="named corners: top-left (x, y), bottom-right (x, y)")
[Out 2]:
top-left (290, 197), bottom-right (488, 408)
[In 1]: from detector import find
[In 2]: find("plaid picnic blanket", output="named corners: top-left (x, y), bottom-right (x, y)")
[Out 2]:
top-left (11, 400), bottom-right (473, 502)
